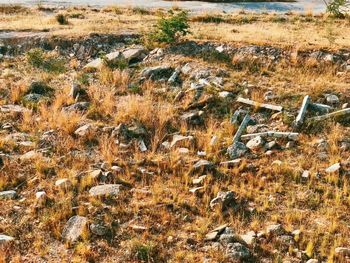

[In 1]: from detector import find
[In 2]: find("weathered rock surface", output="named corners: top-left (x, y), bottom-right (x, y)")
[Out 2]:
top-left (89, 184), bottom-right (122, 197)
top-left (62, 215), bottom-right (88, 243)
top-left (0, 190), bottom-right (17, 200)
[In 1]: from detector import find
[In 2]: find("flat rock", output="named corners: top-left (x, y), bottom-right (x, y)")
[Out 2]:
top-left (89, 184), bottom-right (122, 197)
top-left (0, 104), bottom-right (29, 113)
top-left (0, 190), bottom-right (17, 200)
top-left (335, 247), bottom-right (350, 256)
top-left (62, 215), bottom-right (88, 243)
top-left (325, 163), bottom-right (341, 173)
top-left (123, 47), bottom-right (147, 61)
top-left (0, 234), bottom-right (14, 244)
top-left (63, 102), bottom-right (90, 112)
top-left (246, 136), bottom-right (264, 150)
top-left (210, 191), bottom-right (236, 210)
top-left (170, 134), bottom-right (194, 148)
top-left (74, 124), bottom-right (94, 137)
top-left (55, 178), bottom-right (72, 190)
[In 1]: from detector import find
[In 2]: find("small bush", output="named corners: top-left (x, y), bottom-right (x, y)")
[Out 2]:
top-left (325, 0), bottom-right (350, 18)
top-left (55, 14), bottom-right (69, 25)
top-left (150, 10), bottom-right (190, 44)
top-left (26, 48), bottom-right (66, 74)
top-left (26, 48), bottom-right (45, 68)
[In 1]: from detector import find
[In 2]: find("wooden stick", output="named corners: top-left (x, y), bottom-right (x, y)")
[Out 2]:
top-left (237, 97), bottom-right (283, 112)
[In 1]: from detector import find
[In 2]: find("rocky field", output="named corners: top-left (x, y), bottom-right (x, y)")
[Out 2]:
top-left (0, 5), bottom-right (350, 263)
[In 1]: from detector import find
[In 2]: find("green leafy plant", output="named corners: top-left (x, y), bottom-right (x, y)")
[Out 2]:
top-left (323, 0), bottom-right (350, 18)
top-left (150, 10), bottom-right (190, 44)
top-left (26, 48), bottom-right (66, 74)
top-left (55, 13), bottom-right (69, 25)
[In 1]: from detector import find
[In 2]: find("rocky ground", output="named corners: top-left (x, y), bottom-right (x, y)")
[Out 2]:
top-left (0, 5), bottom-right (350, 263)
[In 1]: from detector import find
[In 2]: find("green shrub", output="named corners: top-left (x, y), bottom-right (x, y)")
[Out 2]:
top-left (26, 48), bottom-right (66, 74)
top-left (26, 48), bottom-right (45, 68)
top-left (55, 14), bottom-right (69, 25)
top-left (150, 10), bottom-right (190, 44)
top-left (325, 0), bottom-right (349, 18)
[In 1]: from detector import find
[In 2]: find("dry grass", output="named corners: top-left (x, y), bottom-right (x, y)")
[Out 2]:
top-left (0, 5), bottom-right (349, 263)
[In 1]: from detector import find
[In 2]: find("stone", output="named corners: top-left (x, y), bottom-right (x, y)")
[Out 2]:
top-left (210, 191), bottom-right (236, 210)
top-left (219, 234), bottom-right (238, 245)
top-left (168, 71), bottom-right (180, 86)
top-left (246, 136), bottom-right (264, 150)
top-left (122, 47), bottom-right (148, 63)
top-left (62, 215), bottom-right (88, 243)
top-left (192, 175), bottom-right (207, 185)
top-left (89, 169), bottom-right (102, 180)
top-left (325, 163), bottom-right (341, 173)
top-left (335, 247), bottom-right (350, 256)
top-left (220, 159), bottom-right (242, 168)
top-left (170, 134), bottom-right (194, 148)
top-left (84, 51), bottom-right (122, 70)
top-left (90, 223), bottom-right (108, 236)
top-left (266, 224), bottom-right (285, 236)
top-left (141, 66), bottom-right (173, 81)
top-left (0, 104), bottom-right (29, 113)
top-left (89, 184), bottom-right (122, 197)
top-left (264, 141), bottom-right (277, 151)
top-left (209, 136), bottom-right (218, 146)
top-left (192, 160), bottom-right (215, 172)
top-left (0, 190), bottom-right (17, 200)
top-left (227, 142), bottom-right (248, 159)
top-left (219, 91), bottom-right (233, 98)
top-left (63, 102), bottom-right (90, 112)
top-left (35, 191), bottom-right (47, 205)
top-left (264, 90), bottom-right (275, 101)
top-left (69, 83), bottom-right (79, 99)
top-left (23, 93), bottom-right (45, 103)
top-left (178, 148), bottom-right (189, 154)
top-left (301, 170), bottom-right (310, 180)
top-left (240, 231), bottom-right (256, 246)
top-left (74, 124), bottom-right (94, 137)
top-left (55, 178), bottom-right (72, 190)
top-left (205, 224), bottom-right (227, 241)
top-left (189, 186), bottom-right (204, 194)
top-left (225, 242), bottom-right (251, 260)
top-left (325, 94), bottom-right (339, 104)
top-left (0, 234), bottom-right (14, 244)
top-left (205, 231), bottom-right (220, 241)
top-left (180, 110), bottom-right (204, 125)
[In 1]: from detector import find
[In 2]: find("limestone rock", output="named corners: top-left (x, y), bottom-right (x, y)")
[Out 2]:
top-left (246, 136), bottom-right (264, 150)
top-left (225, 242), bottom-right (251, 260)
top-left (0, 190), bottom-right (17, 200)
top-left (62, 215), bottom-right (88, 243)
top-left (210, 191), bottom-right (236, 210)
top-left (74, 124), bottom-right (94, 137)
top-left (335, 247), bottom-right (350, 256)
top-left (0, 234), bottom-right (14, 244)
top-left (89, 184), bottom-right (122, 197)
top-left (170, 134), bottom-right (194, 148)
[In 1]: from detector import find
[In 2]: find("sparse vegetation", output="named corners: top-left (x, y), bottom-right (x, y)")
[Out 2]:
top-left (150, 10), bottom-right (190, 44)
top-left (0, 4), bottom-right (349, 263)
